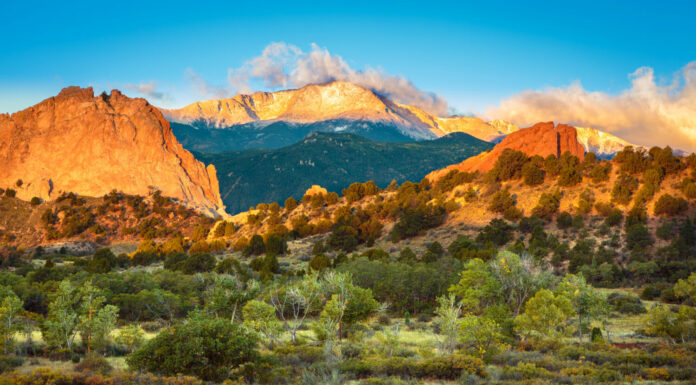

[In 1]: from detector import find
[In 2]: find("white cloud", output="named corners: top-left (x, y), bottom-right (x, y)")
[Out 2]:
top-left (486, 62), bottom-right (696, 151)
top-left (224, 42), bottom-right (449, 116)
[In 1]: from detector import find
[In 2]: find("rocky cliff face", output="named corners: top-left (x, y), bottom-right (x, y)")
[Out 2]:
top-left (0, 87), bottom-right (224, 216)
top-left (428, 122), bottom-right (586, 180)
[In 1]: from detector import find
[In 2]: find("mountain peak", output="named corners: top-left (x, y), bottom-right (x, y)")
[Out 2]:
top-left (56, 86), bottom-right (95, 100)
top-left (161, 81), bottom-right (437, 140)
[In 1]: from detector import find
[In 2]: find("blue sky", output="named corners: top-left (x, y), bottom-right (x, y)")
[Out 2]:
top-left (1, 0), bottom-right (694, 119)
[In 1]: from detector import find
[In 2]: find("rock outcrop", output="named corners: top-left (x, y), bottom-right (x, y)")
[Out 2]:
top-left (428, 122), bottom-right (586, 180)
top-left (0, 87), bottom-right (224, 216)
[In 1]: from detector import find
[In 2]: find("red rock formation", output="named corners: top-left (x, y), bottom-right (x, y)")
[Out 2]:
top-left (0, 87), bottom-right (224, 216)
top-left (428, 122), bottom-right (586, 180)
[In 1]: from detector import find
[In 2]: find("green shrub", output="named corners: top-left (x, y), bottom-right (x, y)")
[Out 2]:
top-left (273, 345), bottom-right (324, 364)
top-left (0, 355), bottom-right (23, 373)
top-left (490, 149), bottom-right (529, 181)
top-left (75, 353), bottom-right (113, 375)
top-left (308, 254), bottom-right (331, 271)
top-left (531, 190), bottom-right (561, 220)
top-left (654, 193), bottom-right (688, 216)
top-left (611, 173), bottom-right (638, 205)
top-left (127, 315), bottom-right (259, 382)
top-left (476, 219), bottom-right (514, 246)
top-left (607, 292), bottom-right (646, 314)
top-left (87, 248), bottom-right (118, 273)
top-left (244, 234), bottom-right (265, 257)
top-left (419, 354), bottom-right (486, 379)
top-left (556, 211), bottom-right (573, 229)
top-left (390, 205), bottom-right (445, 241)
top-left (557, 153), bottom-right (583, 187)
top-left (284, 197), bottom-right (298, 211)
top-left (522, 162), bottom-right (545, 186)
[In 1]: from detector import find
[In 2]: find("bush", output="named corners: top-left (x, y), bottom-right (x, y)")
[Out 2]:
top-left (625, 223), bottom-right (654, 251)
top-left (531, 190), bottom-right (561, 220)
top-left (556, 211), bottom-right (573, 229)
top-left (30, 197), bottom-right (42, 206)
top-left (127, 315), bottom-right (259, 382)
top-left (522, 162), bottom-right (545, 186)
top-left (419, 354), bottom-right (486, 379)
top-left (0, 355), bottom-right (23, 373)
top-left (75, 353), bottom-right (113, 375)
top-left (308, 254), bottom-right (331, 271)
top-left (641, 284), bottom-right (662, 300)
top-left (615, 146), bottom-right (649, 174)
top-left (611, 173), bottom-right (638, 205)
top-left (490, 149), bottom-right (529, 181)
top-left (265, 234), bottom-right (287, 256)
top-left (284, 197), bottom-right (298, 212)
top-left (390, 204), bottom-right (445, 241)
top-left (273, 345), bottom-right (324, 365)
top-left (557, 153), bottom-right (583, 186)
top-left (244, 235), bottom-right (265, 257)
top-left (3, 189), bottom-right (15, 198)
top-left (607, 292), bottom-right (646, 314)
top-left (476, 219), bottom-right (514, 246)
top-left (343, 181), bottom-right (380, 203)
top-left (87, 248), bottom-right (118, 273)
top-left (654, 193), bottom-right (688, 216)
top-left (168, 253), bottom-right (216, 274)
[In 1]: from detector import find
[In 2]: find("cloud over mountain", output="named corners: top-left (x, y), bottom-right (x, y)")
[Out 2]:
top-left (124, 81), bottom-right (171, 102)
top-left (224, 42), bottom-right (449, 116)
top-left (487, 62), bottom-right (696, 151)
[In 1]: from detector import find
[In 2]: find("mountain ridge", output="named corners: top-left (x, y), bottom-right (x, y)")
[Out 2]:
top-left (162, 81), bottom-right (641, 158)
top-left (161, 81), bottom-right (523, 143)
top-left (195, 131), bottom-right (493, 213)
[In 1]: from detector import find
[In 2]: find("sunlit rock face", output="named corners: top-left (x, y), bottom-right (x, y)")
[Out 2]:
top-left (163, 81), bottom-right (434, 140)
top-left (574, 126), bottom-right (638, 158)
top-left (0, 87), bottom-right (225, 216)
top-left (162, 81), bottom-right (525, 142)
top-left (427, 122), bottom-right (586, 180)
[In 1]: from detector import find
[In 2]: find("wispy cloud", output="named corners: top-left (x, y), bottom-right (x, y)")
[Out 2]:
top-left (124, 81), bottom-right (172, 102)
top-left (188, 42), bottom-right (449, 116)
top-left (486, 62), bottom-right (696, 151)
top-left (185, 69), bottom-right (232, 100)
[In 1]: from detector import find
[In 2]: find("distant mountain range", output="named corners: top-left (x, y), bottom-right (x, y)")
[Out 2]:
top-left (171, 119), bottom-right (421, 152)
top-left (162, 81), bottom-right (641, 158)
top-left (195, 132), bottom-right (493, 213)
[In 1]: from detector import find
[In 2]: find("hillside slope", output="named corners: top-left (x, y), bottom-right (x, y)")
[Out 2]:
top-left (196, 132), bottom-right (493, 213)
